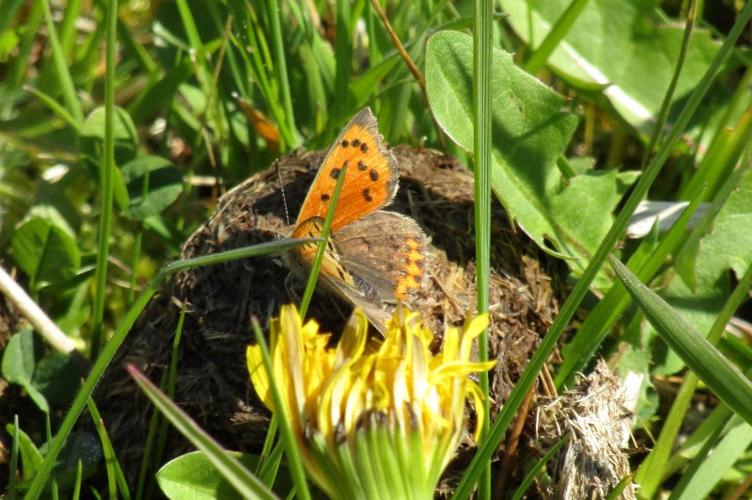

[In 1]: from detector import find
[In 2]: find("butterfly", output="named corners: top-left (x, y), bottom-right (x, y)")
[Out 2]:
top-left (287, 107), bottom-right (427, 333)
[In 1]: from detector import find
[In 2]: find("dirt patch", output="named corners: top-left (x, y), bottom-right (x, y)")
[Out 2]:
top-left (95, 145), bottom-right (563, 483)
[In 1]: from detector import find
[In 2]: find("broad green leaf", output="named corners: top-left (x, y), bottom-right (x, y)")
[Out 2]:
top-left (1, 329), bottom-right (36, 384)
top-left (426, 31), bottom-right (636, 275)
top-left (1, 329), bottom-right (48, 412)
top-left (610, 257), bottom-right (752, 426)
top-left (653, 167), bottom-right (752, 374)
top-left (677, 167), bottom-right (752, 290)
top-left (500, 0), bottom-right (721, 135)
top-left (31, 353), bottom-right (81, 404)
top-left (614, 341), bottom-right (658, 429)
top-left (11, 216), bottom-right (80, 289)
top-left (79, 105), bottom-right (138, 165)
top-left (157, 451), bottom-right (265, 500)
top-left (121, 155), bottom-right (183, 220)
top-left (79, 106), bottom-right (136, 211)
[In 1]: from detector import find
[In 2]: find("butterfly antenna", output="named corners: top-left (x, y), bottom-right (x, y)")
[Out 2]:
top-left (276, 162), bottom-right (291, 226)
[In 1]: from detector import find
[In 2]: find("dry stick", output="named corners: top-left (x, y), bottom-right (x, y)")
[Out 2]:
top-left (0, 265), bottom-right (76, 354)
top-left (494, 382), bottom-right (537, 498)
top-left (728, 473), bottom-right (752, 500)
top-left (369, 0), bottom-right (426, 93)
top-left (368, 0), bottom-right (449, 149)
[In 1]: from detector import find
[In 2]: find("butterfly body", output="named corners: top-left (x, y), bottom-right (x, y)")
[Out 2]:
top-left (288, 108), bottom-right (427, 331)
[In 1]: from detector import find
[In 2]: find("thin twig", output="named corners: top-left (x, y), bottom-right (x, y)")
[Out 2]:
top-left (494, 382), bottom-right (537, 498)
top-left (0, 266), bottom-right (76, 353)
top-left (369, 0), bottom-right (426, 93)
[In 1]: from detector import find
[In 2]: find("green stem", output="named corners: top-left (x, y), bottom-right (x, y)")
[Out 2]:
top-left (473, 0), bottom-right (493, 498)
top-left (90, 0), bottom-right (118, 361)
top-left (524, 0), bottom-right (590, 74)
top-left (452, 1), bottom-right (752, 496)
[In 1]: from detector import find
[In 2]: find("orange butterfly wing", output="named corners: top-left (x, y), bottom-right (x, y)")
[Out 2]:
top-left (291, 108), bottom-right (398, 236)
top-left (288, 107), bottom-right (427, 332)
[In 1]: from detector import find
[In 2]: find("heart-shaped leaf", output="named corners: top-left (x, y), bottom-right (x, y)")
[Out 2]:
top-left (11, 217), bottom-right (80, 289)
top-left (426, 30), bottom-right (637, 277)
top-left (121, 155), bottom-right (183, 220)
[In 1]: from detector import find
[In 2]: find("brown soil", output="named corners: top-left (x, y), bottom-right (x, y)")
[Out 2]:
top-left (94, 145), bottom-right (563, 485)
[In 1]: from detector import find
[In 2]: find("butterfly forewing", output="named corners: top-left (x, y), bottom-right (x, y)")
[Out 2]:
top-left (292, 108), bottom-right (398, 236)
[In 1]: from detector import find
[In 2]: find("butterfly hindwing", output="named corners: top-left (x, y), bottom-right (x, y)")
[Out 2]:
top-left (333, 211), bottom-right (427, 301)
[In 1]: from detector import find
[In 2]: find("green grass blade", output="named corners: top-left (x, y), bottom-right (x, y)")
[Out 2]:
top-left (0, 0), bottom-right (24, 34)
top-left (524, 0), bottom-right (590, 74)
top-left (264, 0), bottom-right (299, 149)
top-left (56, 239), bottom-right (307, 499)
top-left (452, 3), bottom-right (752, 495)
top-left (27, 238), bottom-right (298, 499)
top-left (610, 256), bottom-right (752, 425)
top-left (635, 259), bottom-right (752, 495)
top-left (473, 0), bottom-right (493, 497)
top-left (90, 0), bottom-right (119, 361)
top-left (298, 163), bottom-right (348, 318)
top-left (511, 434), bottom-right (568, 500)
top-left (24, 288), bottom-right (156, 500)
top-left (117, 18), bottom-right (158, 74)
top-left (71, 460), bottom-right (83, 500)
top-left (635, 260), bottom-right (752, 497)
top-left (257, 423), bottom-right (285, 486)
top-left (605, 474), bottom-right (634, 500)
top-left (251, 318), bottom-right (311, 500)
top-left (154, 238), bottom-right (317, 285)
top-left (556, 184), bottom-right (707, 387)
top-left (135, 303), bottom-right (187, 500)
top-left (257, 413), bottom-right (279, 475)
top-left (128, 365), bottom-right (277, 500)
top-left (2, 0), bottom-right (43, 114)
top-left (668, 414), bottom-right (752, 500)
top-left (41, 0), bottom-right (84, 124)
top-left (86, 397), bottom-right (131, 500)
top-left (333, 0), bottom-right (352, 119)
top-left (9, 414), bottom-right (19, 500)
top-left (134, 371), bottom-right (165, 500)
top-left (24, 86), bottom-right (80, 131)
top-left (58, 0), bottom-right (83, 58)
top-left (640, 0), bottom-right (696, 167)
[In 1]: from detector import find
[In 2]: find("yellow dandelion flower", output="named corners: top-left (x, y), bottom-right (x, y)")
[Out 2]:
top-left (247, 305), bottom-right (495, 499)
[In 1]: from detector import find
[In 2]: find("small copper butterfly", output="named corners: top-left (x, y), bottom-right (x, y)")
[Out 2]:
top-left (288, 107), bottom-right (427, 332)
